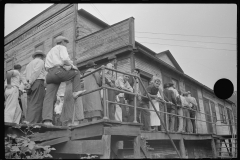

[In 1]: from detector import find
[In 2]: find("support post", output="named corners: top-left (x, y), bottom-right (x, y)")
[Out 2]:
top-left (179, 138), bottom-right (186, 158)
top-left (102, 67), bottom-right (108, 120)
top-left (133, 83), bottom-right (137, 123)
top-left (100, 135), bottom-right (111, 159)
top-left (211, 138), bottom-right (217, 158)
top-left (215, 139), bottom-right (220, 157)
top-left (134, 136), bottom-right (141, 159)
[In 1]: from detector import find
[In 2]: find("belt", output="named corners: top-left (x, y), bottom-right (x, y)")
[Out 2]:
top-left (47, 65), bottom-right (62, 72)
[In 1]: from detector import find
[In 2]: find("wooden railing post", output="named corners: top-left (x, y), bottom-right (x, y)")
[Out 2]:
top-left (102, 67), bottom-right (108, 120)
top-left (133, 78), bottom-right (137, 123)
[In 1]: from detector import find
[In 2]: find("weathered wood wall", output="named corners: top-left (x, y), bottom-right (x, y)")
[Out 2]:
top-left (185, 140), bottom-right (213, 158)
top-left (75, 18), bottom-right (134, 64)
top-left (4, 4), bottom-right (75, 74)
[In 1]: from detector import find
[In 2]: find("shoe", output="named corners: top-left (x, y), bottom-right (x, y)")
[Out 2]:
top-left (72, 90), bottom-right (86, 99)
top-left (43, 121), bottom-right (54, 126)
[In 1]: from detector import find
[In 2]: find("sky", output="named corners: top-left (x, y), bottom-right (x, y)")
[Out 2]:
top-left (5, 3), bottom-right (237, 92)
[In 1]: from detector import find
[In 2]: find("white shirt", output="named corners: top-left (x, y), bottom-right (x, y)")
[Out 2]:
top-left (54, 101), bottom-right (63, 114)
top-left (115, 76), bottom-right (133, 97)
top-left (45, 45), bottom-right (73, 70)
top-left (23, 57), bottom-right (45, 85)
top-left (169, 87), bottom-right (179, 97)
top-left (180, 95), bottom-right (189, 107)
top-left (5, 70), bottom-right (22, 88)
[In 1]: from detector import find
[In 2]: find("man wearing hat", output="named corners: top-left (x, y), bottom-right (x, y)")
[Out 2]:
top-left (184, 91), bottom-right (198, 133)
top-left (22, 50), bottom-right (46, 124)
top-left (163, 83), bottom-right (177, 132)
top-left (42, 36), bottom-right (85, 126)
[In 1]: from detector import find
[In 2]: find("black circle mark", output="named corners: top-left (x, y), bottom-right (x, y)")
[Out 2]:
top-left (214, 78), bottom-right (234, 100)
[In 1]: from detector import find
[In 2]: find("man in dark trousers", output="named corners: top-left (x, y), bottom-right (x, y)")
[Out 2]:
top-left (126, 68), bottom-right (141, 122)
top-left (42, 36), bottom-right (85, 126)
top-left (163, 83), bottom-right (177, 132)
top-left (22, 50), bottom-right (46, 124)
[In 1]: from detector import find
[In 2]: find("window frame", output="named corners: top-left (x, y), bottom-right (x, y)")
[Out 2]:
top-left (210, 101), bottom-right (217, 123)
top-left (218, 103), bottom-right (227, 124)
top-left (34, 42), bottom-right (44, 52)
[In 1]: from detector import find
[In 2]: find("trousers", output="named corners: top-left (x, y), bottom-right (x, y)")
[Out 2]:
top-left (4, 86), bottom-right (22, 124)
top-left (42, 66), bottom-right (81, 122)
top-left (26, 80), bottom-right (45, 124)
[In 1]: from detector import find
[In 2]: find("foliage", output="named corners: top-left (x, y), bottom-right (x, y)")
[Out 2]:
top-left (5, 125), bottom-right (55, 159)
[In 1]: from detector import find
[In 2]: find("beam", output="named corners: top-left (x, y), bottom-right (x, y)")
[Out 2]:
top-left (211, 139), bottom-right (217, 158)
top-left (100, 135), bottom-right (111, 159)
top-left (134, 136), bottom-right (141, 159)
top-left (39, 137), bottom-right (70, 146)
top-left (29, 130), bottom-right (71, 142)
top-left (104, 125), bottom-right (140, 136)
top-left (52, 140), bottom-right (104, 155)
top-left (71, 124), bottom-right (103, 140)
top-left (179, 138), bottom-right (187, 158)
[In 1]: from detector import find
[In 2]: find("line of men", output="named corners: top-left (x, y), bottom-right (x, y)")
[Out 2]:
top-left (4, 35), bottom-right (198, 132)
top-left (4, 36), bottom-right (85, 126)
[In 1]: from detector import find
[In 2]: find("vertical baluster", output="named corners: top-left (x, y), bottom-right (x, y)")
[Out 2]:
top-left (102, 67), bottom-right (108, 120)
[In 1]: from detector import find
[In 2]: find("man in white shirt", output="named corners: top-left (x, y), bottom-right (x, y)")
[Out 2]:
top-left (42, 36), bottom-right (85, 126)
top-left (23, 50), bottom-right (46, 124)
top-left (4, 64), bottom-right (25, 124)
top-left (185, 91), bottom-right (198, 133)
top-left (115, 72), bottom-right (133, 122)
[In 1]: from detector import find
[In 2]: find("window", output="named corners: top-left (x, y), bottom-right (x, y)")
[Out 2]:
top-left (139, 76), bottom-right (150, 95)
top-left (35, 42), bottom-right (44, 52)
top-left (210, 101), bottom-right (217, 123)
top-left (218, 104), bottom-right (226, 123)
top-left (52, 32), bottom-right (63, 47)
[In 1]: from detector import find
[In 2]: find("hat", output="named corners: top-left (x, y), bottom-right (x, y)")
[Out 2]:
top-left (106, 63), bottom-right (114, 69)
top-left (185, 91), bottom-right (191, 95)
top-left (132, 68), bottom-right (140, 73)
top-left (168, 82), bottom-right (174, 87)
top-left (86, 60), bottom-right (97, 68)
top-left (32, 50), bottom-right (46, 58)
top-left (55, 36), bottom-right (69, 44)
top-left (163, 83), bottom-right (169, 89)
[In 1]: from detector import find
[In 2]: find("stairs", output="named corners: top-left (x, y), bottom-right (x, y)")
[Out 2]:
top-left (216, 134), bottom-right (237, 158)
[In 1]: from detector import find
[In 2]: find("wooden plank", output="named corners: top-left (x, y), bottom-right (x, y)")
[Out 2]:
top-left (29, 130), bottom-right (71, 142)
top-left (139, 138), bottom-right (151, 158)
top-left (5, 4), bottom-right (73, 44)
top-left (179, 138), bottom-right (186, 158)
top-left (39, 137), bottom-right (70, 146)
top-left (211, 139), bottom-right (217, 158)
top-left (134, 136), bottom-right (141, 159)
top-left (71, 123), bottom-right (103, 140)
top-left (52, 140), bottom-right (104, 155)
top-left (100, 135), bottom-right (111, 159)
top-left (104, 125), bottom-right (140, 136)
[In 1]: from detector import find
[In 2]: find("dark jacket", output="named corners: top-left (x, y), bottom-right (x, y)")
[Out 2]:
top-left (163, 88), bottom-right (177, 109)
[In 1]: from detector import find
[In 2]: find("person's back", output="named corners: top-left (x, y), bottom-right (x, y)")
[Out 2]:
top-left (163, 88), bottom-right (177, 105)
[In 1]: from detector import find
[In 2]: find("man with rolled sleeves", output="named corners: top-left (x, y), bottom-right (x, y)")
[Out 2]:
top-left (42, 36), bottom-right (85, 126)
top-left (22, 50), bottom-right (46, 124)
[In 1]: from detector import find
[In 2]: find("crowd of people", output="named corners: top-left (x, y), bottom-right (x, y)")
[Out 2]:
top-left (4, 35), bottom-right (198, 133)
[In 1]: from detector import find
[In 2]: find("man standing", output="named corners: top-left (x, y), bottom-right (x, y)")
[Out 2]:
top-left (22, 50), bottom-right (46, 124)
top-left (115, 72), bottom-right (133, 122)
top-left (185, 91), bottom-right (198, 133)
top-left (127, 68), bottom-right (141, 123)
top-left (163, 83), bottom-right (177, 132)
top-left (42, 36), bottom-right (85, 126)
top-left (4, 64), bottom-right (25, 124)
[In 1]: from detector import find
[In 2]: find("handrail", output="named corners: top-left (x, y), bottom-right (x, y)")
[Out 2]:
top-left (75, 66), bottom-right (236, 158)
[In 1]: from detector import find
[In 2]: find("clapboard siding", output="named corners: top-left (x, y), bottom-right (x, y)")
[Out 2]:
top-left (5, 5), bottom-right (75, 69)
top-left (76, 14), bottom-right (103, 39)
top-left (5, 4), bottom-right (73, 45)
top-left (135, 56), bottom-right (163, 89)
top-left (116, 57), bottom-right (131, 77)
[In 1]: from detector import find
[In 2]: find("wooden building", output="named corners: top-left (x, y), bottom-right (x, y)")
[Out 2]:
top-left (4, 4), bottom-right (237, 158)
